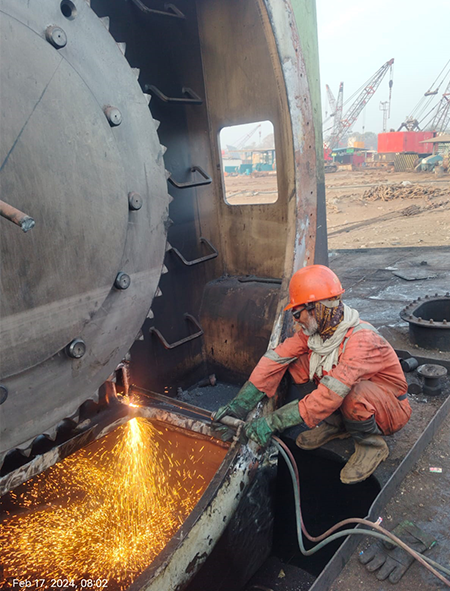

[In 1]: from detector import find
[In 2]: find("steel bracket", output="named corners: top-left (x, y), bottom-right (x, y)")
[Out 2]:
top-left (168, 237), bottom-right (218, 266)
top-left (145, 85), bottom-right (203, 105)
top-left (130, 0), bottom-right (185, 19)
top-left (149, 313), bottom-right (204, 349)
top-left (168, 166), bottom-right (212, 189)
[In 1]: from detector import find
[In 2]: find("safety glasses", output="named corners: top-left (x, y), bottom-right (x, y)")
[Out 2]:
top-left (291, 304), bottom-right (314, 320)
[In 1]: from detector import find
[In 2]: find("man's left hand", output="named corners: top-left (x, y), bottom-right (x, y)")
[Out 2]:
top-left (244, 399), bottom-right (304, 446)
top-left (245, 417), bottom-right (274, 446)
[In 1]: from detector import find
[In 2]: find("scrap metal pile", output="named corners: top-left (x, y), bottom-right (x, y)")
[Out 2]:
top-left (362, 182), bottom-right (448, 202)
top-left (362, 181), bottom-right (449, 201)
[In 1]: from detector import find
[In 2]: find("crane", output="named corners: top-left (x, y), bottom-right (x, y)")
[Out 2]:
top-left (325, 82), bottom-right (343, 127)
top-left (429, 80), bottom-right (450, 133)
top-left (230, 123), bottom-right (262, 150)
top-left (325, 84), bottom-right (336, 117)
top-left (325, 59), bottom-right (394, 151)
top-left (398, 59), bottom-right (450, 131)
top-left (332, 82), bottom-right (344, 137)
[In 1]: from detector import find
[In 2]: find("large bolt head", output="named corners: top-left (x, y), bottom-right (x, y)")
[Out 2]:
top-left (67, 338), bottom-right (86, 359)
top-left (104, 106), bottom-right (122, 126)
top-left (128, 192), bottom-right (143, 211)
top-left (114, 272), bottom-right (131, 290)
top-left (45, 25), bottom-right (67, 48)
top-left (0, 385), bottom-right (8, 405)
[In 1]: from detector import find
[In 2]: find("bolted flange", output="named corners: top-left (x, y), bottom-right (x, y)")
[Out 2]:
top-left (104, 106), bottom-right (122, 126)
top-left (399, 294), bottom-right (450, 351)
top-left (128, 192), bottom-right (143, 211)
top-left (0, 385), bottom-right (8, 405)
top-left (66, 338), bottom-right (86, 359)
top-left (114, 272), bottom-right (131, 290)
top-left (45, 25), bottom-right (67, 49)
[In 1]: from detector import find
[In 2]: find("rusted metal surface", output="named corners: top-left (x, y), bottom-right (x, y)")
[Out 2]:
top-left (263, 0), bottom-right (320, 269)
top-left (0, 200), bottom-right (35, 232)
top-left (129, 436), bottom-right (261, 591)
top-left (200, 276), bottom-right (281, 382)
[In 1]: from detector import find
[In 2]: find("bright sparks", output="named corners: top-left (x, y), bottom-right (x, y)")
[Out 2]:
top-left (0, 418), bottom-right (227, 590)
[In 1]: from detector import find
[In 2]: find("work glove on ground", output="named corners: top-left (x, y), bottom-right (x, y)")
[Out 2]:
top-left (359, 520), bottom-right (436, 584)
top-left (244, 400), bottom-right (304, 446)
top-left (215, 381), bottom-right (265, 421)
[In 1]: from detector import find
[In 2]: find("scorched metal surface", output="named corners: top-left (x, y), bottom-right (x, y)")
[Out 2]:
top-left (0, 0), bottom-right (170, 462)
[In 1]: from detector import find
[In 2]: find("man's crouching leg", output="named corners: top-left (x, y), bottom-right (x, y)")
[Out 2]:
top-left (295, 411), bottom-right (350, 450)
top-left (338, 380), bottom-right (401, 484)
top-left (340, 416), bottom-right (389, 485)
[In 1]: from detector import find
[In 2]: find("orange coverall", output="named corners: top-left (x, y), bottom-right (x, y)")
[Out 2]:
top-left (249, 322), bottom-right (411, 435)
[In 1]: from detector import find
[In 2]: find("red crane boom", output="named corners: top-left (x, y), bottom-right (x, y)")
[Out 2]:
top-left (325, 59), bottom-right (394, 150)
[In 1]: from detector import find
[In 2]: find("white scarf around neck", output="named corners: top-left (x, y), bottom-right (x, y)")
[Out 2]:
top-left (308, 304), bottom-right (360, 380)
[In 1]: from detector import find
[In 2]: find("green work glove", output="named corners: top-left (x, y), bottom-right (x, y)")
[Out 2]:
top-left (215, 381), bottom-right (265, 421)
top-left (244, 400), bottom-right (304, 446)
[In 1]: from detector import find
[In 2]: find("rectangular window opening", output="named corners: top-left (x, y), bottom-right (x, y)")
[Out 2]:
top-left (219, 121), bottom-right (278, 205)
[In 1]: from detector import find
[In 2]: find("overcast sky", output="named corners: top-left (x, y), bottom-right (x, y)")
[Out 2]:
top-left (316, 0), bottom-right (450, 135)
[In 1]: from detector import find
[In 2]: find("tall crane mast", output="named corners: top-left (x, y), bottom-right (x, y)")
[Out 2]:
top-left (333, 82), bottom-right (344, 134)
top-left (430, 81), bottom-right (450, 133)
top-left (234, 123), bottom-right (262, 149)
top-left (326, 84), bottom-right (337, 117)
top-left (325, 59), bottom-right (394, 150)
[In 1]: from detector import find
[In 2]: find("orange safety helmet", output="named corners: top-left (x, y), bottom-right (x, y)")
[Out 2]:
top-left (284, 265), bottom-right (345, 311)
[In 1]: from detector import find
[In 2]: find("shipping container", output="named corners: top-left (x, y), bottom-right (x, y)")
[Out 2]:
top-left (378, 131), bottom-right (435, 154)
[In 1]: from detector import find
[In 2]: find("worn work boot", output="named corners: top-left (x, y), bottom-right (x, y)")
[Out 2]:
top-left (340, 435), bottom-right (389, 484)
top-left (295, 420), bottom-right (350, 450)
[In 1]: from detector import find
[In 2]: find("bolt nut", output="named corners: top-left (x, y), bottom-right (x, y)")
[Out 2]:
top-left (67, 338), bottom-right (86, 359)
top-left (0, 385), bottom-right (8, 405)
top-left (104, 106), bottom-right (122, 126)
top-left (128, 192), bottom-right (143, 211)
top-left (114, 272), bottom-right (131, 290)
top-left (45, 25), bottom-right (67, 48)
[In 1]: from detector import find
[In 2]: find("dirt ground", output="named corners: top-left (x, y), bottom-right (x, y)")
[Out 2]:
top-left (325, 170), bottom-right (450, 250)
top-left (224, 169), bottom-right (450, 249)
top-left (331, 411), bottom-right (450, 591)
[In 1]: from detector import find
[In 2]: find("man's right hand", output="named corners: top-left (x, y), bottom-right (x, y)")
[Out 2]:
top-left (214, 381), bottom-right (265, 422)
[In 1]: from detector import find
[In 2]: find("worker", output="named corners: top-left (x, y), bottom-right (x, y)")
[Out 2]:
top-left (215, 265), bottom-right (411, 484)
